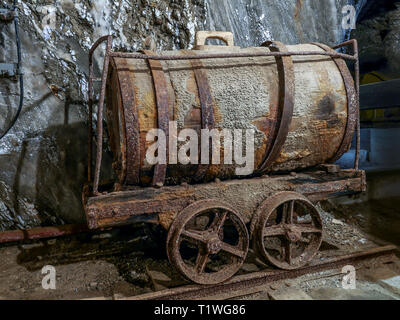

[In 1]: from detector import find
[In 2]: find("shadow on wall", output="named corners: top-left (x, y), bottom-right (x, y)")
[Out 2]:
top-left (8, 99), bottom-right (114, 228)
top-left (12, 122), bottom-right (88, 226)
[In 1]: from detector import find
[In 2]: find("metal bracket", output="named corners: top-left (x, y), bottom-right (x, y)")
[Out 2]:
top-left (0, 8), bottom-right (16, 23)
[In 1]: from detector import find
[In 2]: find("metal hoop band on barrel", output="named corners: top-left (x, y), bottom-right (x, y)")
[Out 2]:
top-left (143, 50), bottom-right (170, 187)
top-left (188, 52), bottom-right (215, 182)
top-left (311, 43), bottom-right (357, 164)
top-left (257, 41), bottom-right (295, 174)
top-left (116, 58), bottom-right (140, 185)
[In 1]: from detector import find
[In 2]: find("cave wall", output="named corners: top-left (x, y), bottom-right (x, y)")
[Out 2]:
top-left (0, 0), bottom-right (364, 230)
top-left (352, 0), bottom-right (400, 77)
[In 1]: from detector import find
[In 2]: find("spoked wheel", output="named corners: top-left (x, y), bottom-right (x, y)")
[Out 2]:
top-left (252, 192), bottom-right (323, 270)
top-left (167, 199), bottom-right (249, 285)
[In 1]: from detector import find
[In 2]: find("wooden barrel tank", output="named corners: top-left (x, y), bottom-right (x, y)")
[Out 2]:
top-left (105, 31), bottom-right (357, 187)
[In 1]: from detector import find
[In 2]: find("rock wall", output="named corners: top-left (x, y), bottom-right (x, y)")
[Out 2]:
top-left (352, 1), bottom-right (400, 77)
top-left (205, 0), bottom-right (354, 47)
top-left (0, 0), bottom-right (364, 230)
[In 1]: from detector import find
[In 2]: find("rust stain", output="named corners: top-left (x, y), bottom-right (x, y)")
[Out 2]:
top-left (158, 211), bottom-right (176, 229)
top-left (141, 175), bottom-right (152, 185)
top-left (206, 164), bottom-right (220, 179)
top-left (184, 65), bottom-right (201, 127)
top-left (97, 216), bottom-right (131, 227)
top-left (251, 64), bottom-right (280, 171)
top-left (184, 106), bottom-right (201, 129)
top-left (212, 101), bottom-right (222, 125)
top-left (153, 189), bottom-right (195, 201)
top-left (293, 0), bottom-right (304, 43)
top-left (107, 65), bottom-right (127, 182)
top-left (275, 149), bottom-right (312, 164)
top-left (252, 116), bottom-right (275, 168)
top-left (140, 91), bottom-right (157, 128)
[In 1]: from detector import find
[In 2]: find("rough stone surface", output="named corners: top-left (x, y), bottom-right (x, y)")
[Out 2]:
top-left (352, 2), bottom-right (400, 78)
top-left (0, 0), bottom-right (368, 229)
top-left (0, 0), bottom-right (207, 230)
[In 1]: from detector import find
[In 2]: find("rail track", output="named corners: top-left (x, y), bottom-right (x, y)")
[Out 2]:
top-left (117, 245), bottom-right (398, 300)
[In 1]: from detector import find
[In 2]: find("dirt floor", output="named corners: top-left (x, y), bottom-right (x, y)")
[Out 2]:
top-left (321, 197), bottom-right (400, 246)
top-left (0, 201), bottom-right (399, 300)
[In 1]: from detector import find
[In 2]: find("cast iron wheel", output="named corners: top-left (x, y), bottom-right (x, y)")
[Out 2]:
top-left (252, 192), bottom-right (323, 270)
top-left (167, 199), bottom-right (249, 285)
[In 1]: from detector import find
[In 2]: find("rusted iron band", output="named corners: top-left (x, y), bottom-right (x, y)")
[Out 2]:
top-left (187, 52), bottom-right (215, 181)
top-left (93, 35), bottom-right (113, 195)
top-left (109, 50), bottom-right (357, 61)
top-left (332, 40), bottom-right (360, 170)
top-left (116, 59), bottom-right (140, 185)
top-left (143, 50), bottom-right (170, 187)
top-left (311, 43), bottom-right (357, 164)
top-left (257, 41), bottom-right (295, 173)
top-left (331, 40), bottom-right (360, 169)
top-left (88, 36), bottom-right (110, 184)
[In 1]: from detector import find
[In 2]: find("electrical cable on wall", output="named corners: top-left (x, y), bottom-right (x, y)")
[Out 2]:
top-left (0, 0), bottom-right (24, 140)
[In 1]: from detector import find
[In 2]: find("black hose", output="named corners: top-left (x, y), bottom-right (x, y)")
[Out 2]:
top-left (0, 2), bottom-right (24, 140)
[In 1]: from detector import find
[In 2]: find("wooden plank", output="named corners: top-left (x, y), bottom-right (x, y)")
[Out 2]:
top-left (360, 79), bottom-right (400, 110)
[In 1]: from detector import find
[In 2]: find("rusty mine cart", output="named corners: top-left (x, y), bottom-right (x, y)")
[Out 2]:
top-left (83, 32), bottom-right (364, 285)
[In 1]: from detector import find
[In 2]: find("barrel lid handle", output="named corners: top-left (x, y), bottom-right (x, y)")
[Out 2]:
top-left (195, 31), bottom-right (235, 47)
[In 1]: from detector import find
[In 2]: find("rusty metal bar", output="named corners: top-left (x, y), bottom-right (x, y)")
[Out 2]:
top-left (124, 245), bottom-right (397, 300)
top-left (0, 224), bottom-right (89, 244)
top-left (331, 40), bottom-right (360, 170)
top-left (92, 35), bottom-right (113, 195)
top-left (312, 42), bottom-right (357, 164)
top-left (257, 41), bottom-right (295, 173)
top-left (188, 53), bottom-right (215, 182)
top-left (109, 50), bottom-right (357, 61)
top-left (331, 39), bottom-right (358, 50)
top-left (117, 60), bottom-right (141, 185)
top-left (354, 43), bottom-right (360, 171)
top-left (143, 50), bottom-right (170, 187)
top-left (88, 35), bottom-right (110, 184)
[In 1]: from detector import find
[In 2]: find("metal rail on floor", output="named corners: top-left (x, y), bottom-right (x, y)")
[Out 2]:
top-left (121, 245), bottom-right (397, 300)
